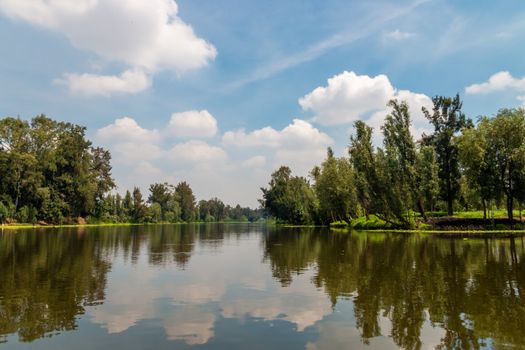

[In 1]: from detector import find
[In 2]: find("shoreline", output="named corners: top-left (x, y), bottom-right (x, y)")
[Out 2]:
top-left (0, 221), bottom-right (266, 230)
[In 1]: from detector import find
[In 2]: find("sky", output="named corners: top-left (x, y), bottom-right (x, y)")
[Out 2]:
top-left (1, 0), bottom-right (525, 207)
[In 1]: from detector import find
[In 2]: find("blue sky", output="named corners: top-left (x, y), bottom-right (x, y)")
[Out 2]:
top-left (1, 0), bottom-right (525, 206)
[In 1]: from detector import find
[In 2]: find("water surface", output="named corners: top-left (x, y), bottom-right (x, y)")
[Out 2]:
top-left (0, 224), bottom-right (523, 349)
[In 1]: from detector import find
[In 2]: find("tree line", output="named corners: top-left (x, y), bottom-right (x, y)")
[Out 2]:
top-left (0, 115), bottom-right (262, 224)
top-left (261, 95), bottom-right (525, 226)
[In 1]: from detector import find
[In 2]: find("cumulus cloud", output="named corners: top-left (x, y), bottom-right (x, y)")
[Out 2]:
top-left (242, 155), bottom-right (266, 168)
top-left (170, 140), bottom-right (227, 164)
top-left (465, 71), bottom-right (525, 101)
top-left (0, 0), bottom-right (216, 95)
top-left (223, 119), bottom-right (332, 176)
top-left (223, 119), bottom-right (332, 149)
top-left (168, 110), bottom-right (218, 138)
top-left (299, 71), bottom-right (395, 125)
top-left (299, 71), bottom-right (433, 142)
top-left (55, 69), bottom-right (151, 96)
top-left (96, 117), bottom-right (160, 143)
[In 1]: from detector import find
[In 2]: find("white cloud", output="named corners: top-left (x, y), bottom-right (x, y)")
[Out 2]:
top-left (384, 29), bottom-right (416, 40)
top-left (223, 119), bottom-right (332, 177)
top-left (0, 0), bottom-right (216, 73)
top-left (299, 71), bottom-right (395, 126)
top-left (55, 69), bottom-right (151, 96)
top-left (170, 140), bottom-right (227, 164)
top-left (223, 119), bottom-right (332, 149)
top-left (96, 117), bottom-right (160, 143)
top-left (242, 155), bottom-right (266, 168)
top-left (0, 0), bottom-right (216, 95)
top-left (299, 71), bottom-right (433, 142)
top-left (465, 71), bottom-right (525, 94)
top-left (168, 110), bottom-right (218, 138)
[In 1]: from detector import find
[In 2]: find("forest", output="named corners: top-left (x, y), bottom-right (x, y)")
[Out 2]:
top-left (0, 115), bottom-right (263, 225)
top-left (261, 95), bottom-right (525, 227)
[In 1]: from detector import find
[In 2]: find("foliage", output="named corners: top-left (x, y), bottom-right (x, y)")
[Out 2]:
top-left (260, 166), bottom-right (318, 225)
top-left (422, 94), bottom-right (472, 215)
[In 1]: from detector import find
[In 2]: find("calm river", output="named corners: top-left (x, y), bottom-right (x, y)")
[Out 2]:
top-left (0, 224), bottom-right (523, 349)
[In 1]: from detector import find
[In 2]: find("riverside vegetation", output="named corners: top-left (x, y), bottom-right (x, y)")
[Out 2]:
top-left (261, 95), bottom-right (525, 229)
top-left (0, 115), bottom-right (263, 225)
top-left (3, 95), bottom-right (525, 230)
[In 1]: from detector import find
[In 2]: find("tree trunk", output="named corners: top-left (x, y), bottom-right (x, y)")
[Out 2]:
top-left (417, 197), bottom-right (427, 221)
top-left (482, 199), bottom-right (487, 220)
top-left (507, 195), bottom-right (514, 221)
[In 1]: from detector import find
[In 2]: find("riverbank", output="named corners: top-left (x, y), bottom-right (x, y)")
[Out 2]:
top-left (0, 221), bottom-right (266, 230)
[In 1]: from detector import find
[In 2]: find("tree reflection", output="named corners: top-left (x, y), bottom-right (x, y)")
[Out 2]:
top-left (264, 229), bottom-right (525, 349)
top-left (0, 229), bottom-right (110, 342)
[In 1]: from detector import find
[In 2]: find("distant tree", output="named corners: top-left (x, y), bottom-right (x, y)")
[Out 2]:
top-left (122, 190), bottom-right (133, 221)
top-left (381, 99), bottom-right (420, 222)
top-left (457, 118), bottom-right (496, 219)
top-left (422, 94), bottom-right (471, 215)
top-left (312, 148), bottom-right (357, 224)
top-left (147, 202), bottom-right (162, 223)
top-left (349, 121), bottom-right (378, 218)
top-left (131, 187), bottom-right (147, 222)
top-left (148, 182), bottom-right (173, 220)
top-left (484, 108), bottom-right (525, 220)
top-left (260, 166), bottom-right (317, 224)
top-left (416, 146), bottom-right (440, 212)
top-left (91, 147), bottom-right (115, 216)
top-left (175, 182), bottom-right (196, 222)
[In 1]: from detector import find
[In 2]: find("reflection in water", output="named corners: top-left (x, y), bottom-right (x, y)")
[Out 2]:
top-left (0, 225), bottom-right (523, 349)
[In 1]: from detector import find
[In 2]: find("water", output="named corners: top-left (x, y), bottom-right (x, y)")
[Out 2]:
top-left (0, 224), bottom-right (523, 349)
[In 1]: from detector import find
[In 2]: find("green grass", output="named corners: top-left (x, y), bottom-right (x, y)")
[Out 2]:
top-left (0, 221), bottom-right (266, 230)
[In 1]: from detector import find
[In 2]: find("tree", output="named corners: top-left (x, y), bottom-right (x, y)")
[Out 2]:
top-left (349, 121), bottom-right (378, 218)
top-left (312, 148), bottom-right (357, 224)
top-left (484, 108), bottom-right (525, 220)
top-left (416, 146), bottom-right (440, 213)
top-left (148, 182), bottom-right (173, 220)
top-left (422, 94), bottom-right (471, 215)
top-left (131, 187), bottom-right (147, 222)
top-left (174, 182), bottom-right (196, 222)
top-left (381, 99), bottom-right (421, 223)
top-left (122, 190), bottom-right (133, 221)
top-left (260, 166), bottom-right (317, 224)
top-left (457, 118), bottom-right (496, 219)
top-left (91, 147), bottom-right (115, 216)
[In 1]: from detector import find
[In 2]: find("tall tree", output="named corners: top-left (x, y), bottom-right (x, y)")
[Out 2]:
top-left (148, 182), bottom-right (173, 220)
top-left (484, 108), bottom-right (525, 220)
top-left (381, 99), bottom-right (421, 222)
top-left (175, 181), bottom-right (196, 222)
top-left (416, 146), bottom-right (440, 213)
top-left (349, 121), bottom-right (377, 218)
top-left (312, 148), bottom-right (357, 224)
top-left (131, 187), bottom-right (147, 222)
top-left (260, 166), bottom-right (317, 224)
top-left (457, 118), bottom-right (496, 219)
top-left (422, 94), bottom-right (471, 215)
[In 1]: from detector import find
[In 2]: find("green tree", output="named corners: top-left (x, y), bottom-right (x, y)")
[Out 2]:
top-left (174, 181), bottom-right (196, 222)
top-left (381, 99), bottom-right (420, 223)
top-left (260, 166), bottom-right (317, 224)
top-left (91, 147), bottom-right (115, 216)
top-left (312, 148), bottom-right (357, 224)
top-left (416, 146), bottom-right (440, 212)
top-left (148, 182), bottom-right (173, 220)
top-left (484, 108), bottom-right (525, 220)
top-left (349, 121), bottom-right (378, 218)
top-left (457, 118), bottom-right (496, 219)
top-left (131, 187), bottom-right (147, 222)
top-left (422, 94), bottom-right (471, 215)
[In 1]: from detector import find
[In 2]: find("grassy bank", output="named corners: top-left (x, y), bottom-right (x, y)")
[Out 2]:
top-left (0, 220), bottom-right (266, 230)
